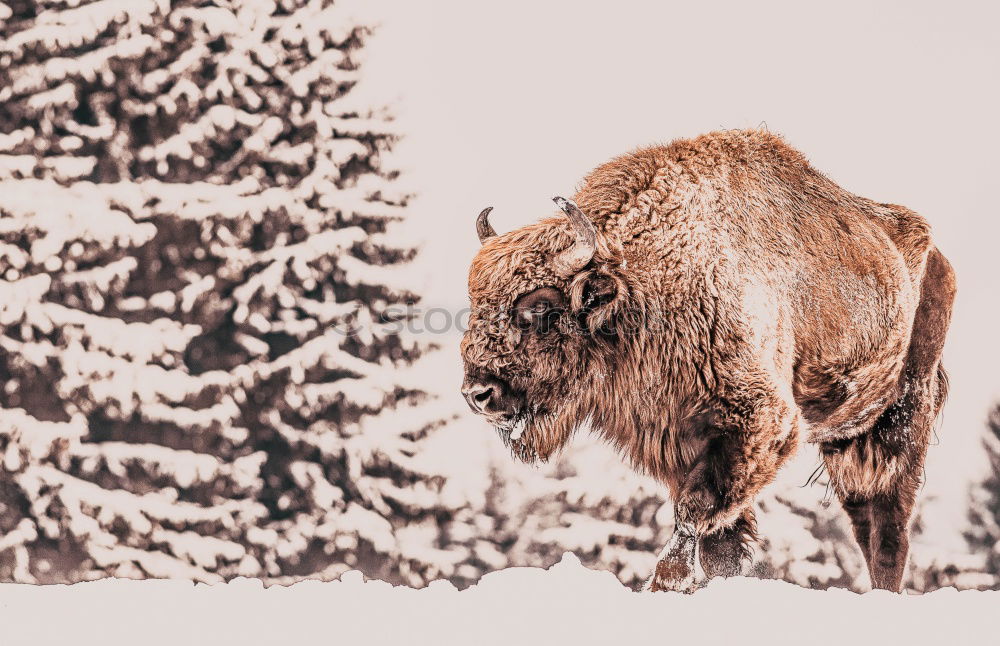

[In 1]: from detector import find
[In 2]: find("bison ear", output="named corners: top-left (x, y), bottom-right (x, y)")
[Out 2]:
top-left (570, 270), bottom-right (623, 334)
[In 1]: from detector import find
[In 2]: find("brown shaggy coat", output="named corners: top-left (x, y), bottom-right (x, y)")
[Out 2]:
top-left (460, 129), bottom-right (956, 591)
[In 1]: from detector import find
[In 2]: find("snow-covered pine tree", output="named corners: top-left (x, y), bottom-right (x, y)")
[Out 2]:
top-left (489, 435), bottom-right (870, 590)
top-left (0, 0), bottom-right (485, 586)
top-left (966, 404), bottom-right (1000, 589)
top-left (489, 438), bottom-right (674, 588)
top-left (492, 447), bottom-right (854, 592)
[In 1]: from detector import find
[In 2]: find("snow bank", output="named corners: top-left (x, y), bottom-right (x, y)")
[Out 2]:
top-left (0, 554), bottom-right (991, 646)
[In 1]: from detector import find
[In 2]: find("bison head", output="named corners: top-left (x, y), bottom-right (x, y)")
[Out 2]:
top-left (460, 198), bottom-right (629, 462)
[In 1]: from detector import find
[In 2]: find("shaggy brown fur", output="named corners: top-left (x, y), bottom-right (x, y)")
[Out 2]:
top-left (460, 129), bottom-right (956, 592)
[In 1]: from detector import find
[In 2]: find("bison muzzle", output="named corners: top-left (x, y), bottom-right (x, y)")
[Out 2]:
top-left (460, 129), bottom-right (956, 593)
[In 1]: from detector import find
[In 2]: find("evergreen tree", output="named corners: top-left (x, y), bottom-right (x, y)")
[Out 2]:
top-left (493, 436), bottom-right (868, 590)
top-left (966, 404), bottom-right (1000, 589)
top-left (495, 434), bottom-right (995, 591)
top-left (0, 0), bottom-right (483, 586)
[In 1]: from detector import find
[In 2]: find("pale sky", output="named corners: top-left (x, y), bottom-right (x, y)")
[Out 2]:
top-left (361, 0), bottom-right (1000, 535)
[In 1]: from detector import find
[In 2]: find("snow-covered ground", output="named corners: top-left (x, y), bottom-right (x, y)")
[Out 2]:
top-left (0, 553), bottom-right (992, 646)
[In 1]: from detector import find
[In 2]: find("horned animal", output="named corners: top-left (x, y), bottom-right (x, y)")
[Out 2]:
top-left (460, 130), bottom-right (955, 592)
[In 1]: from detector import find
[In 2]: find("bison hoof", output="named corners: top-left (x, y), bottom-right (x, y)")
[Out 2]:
top-left (645, 522), bottom-right (699, 594)
top-left (647, 558), bottom-right (699, 594)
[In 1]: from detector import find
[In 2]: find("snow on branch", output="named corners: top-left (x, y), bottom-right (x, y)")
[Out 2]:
top-left (0, 0), bottom-right (484, 589)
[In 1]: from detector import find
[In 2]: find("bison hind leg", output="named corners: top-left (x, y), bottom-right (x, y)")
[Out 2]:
top-left (821, 358), bottom-right (944, 591)
top-left (822, 246), bottom-right (955, 591)
top-left (821, 406), bottom-right (924, 592)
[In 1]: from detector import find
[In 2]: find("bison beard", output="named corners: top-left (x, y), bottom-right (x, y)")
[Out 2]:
top-left (490, 368), bottom-right (583, 464)
top-left (460, 129), bottom-right (956, 593)
top-left (498, 407), bottom-right (557, 463)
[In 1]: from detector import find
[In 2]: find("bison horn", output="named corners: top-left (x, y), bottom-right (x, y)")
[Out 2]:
top-left (476, 207), bottom-right (497, 243)
top-left (551, 196), bottom-right (597, 276)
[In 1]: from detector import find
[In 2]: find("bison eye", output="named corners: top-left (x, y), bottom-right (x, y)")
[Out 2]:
top-left (514, 309), bottom-right (537, 330)
top-left (512, 287), bottom-right (565, 334)
top-left (515, 300), bottom-right (560, 333)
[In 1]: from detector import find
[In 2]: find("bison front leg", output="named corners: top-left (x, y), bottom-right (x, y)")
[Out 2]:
top-left (648, 378), bottom-right (799, 592)
top-left (699, 508), bottom-right (757, 579)
top-left (645, 510), bottom-right (756, 592)
top-left (645, 522), bottom-right (698, 593)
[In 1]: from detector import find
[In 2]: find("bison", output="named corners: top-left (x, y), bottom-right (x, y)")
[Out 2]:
top-left (459, 129), bottom-right (957, 592)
